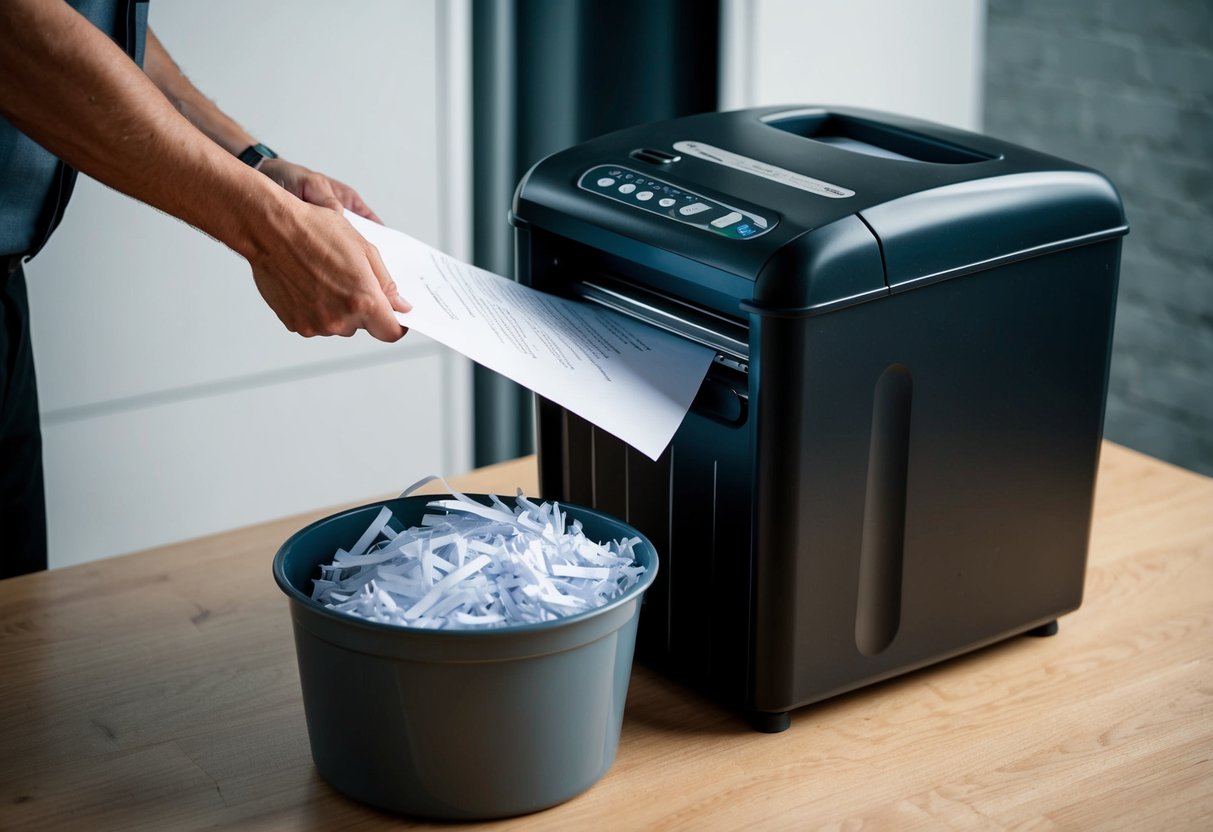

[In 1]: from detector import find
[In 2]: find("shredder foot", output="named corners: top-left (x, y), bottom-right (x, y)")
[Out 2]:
top-left (751, 711), bottom-right (791, 733)
top-left (1028, 620), bottom-right (1059, 637)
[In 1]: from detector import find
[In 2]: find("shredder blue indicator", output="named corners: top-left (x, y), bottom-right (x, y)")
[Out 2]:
top-left (736, 223), bottom-right (757, 237)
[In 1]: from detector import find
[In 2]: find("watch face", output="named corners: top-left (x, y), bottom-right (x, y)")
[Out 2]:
top-left (253, 143), bottom-right (278, 160)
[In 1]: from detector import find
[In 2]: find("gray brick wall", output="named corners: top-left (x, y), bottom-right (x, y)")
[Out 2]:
top-left (985, 0), bottom-right (1213, 475)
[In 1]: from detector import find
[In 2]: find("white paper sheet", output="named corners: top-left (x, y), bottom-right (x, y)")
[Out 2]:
top-left (346, 212), bottom-right (714, 460)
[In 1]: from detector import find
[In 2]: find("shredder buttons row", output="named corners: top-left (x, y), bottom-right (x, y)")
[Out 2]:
top-left (578, 164), bottom-right (774, 240)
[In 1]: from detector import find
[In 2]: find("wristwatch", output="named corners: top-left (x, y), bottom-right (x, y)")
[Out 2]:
top-left (237, 142), bottom-right (278, 170)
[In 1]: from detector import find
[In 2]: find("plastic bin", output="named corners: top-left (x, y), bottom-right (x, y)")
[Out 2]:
top-left (273, 494), bottom-right (658, 819)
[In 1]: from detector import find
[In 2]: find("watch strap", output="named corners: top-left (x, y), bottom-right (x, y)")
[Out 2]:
top-left (237, 142), bottom-right (278, 169)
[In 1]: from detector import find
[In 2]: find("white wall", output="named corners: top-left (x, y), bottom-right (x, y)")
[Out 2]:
top-left (26, 0), bottom-right (472, 568)
top-left (721, 0), bottom-right (986, 130)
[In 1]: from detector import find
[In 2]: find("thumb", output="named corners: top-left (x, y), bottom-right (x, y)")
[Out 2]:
top-left (366, 243), bottom-right (411, 314)
top-left (359, 244), bottom-right (407, 342)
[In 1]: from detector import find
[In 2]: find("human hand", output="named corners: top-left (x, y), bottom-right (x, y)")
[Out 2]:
top-left (259, 158), bottom-right (382, 223)
top-left (246, 198), bottom-right (410, 341)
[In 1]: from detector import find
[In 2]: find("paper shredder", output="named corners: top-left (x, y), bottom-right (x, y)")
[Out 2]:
top-left (511, 106), bottom-right (1128, 732)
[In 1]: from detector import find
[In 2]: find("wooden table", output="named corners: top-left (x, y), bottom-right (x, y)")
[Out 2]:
top-left (2, 444), bottom-right (1211, 830)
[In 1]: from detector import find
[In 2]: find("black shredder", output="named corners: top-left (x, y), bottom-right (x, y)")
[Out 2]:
top-left (511, 106), bottom-right (1128, 732)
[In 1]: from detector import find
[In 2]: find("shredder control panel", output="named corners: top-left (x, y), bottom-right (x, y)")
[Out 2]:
top-left (577, 165), bottom-right (776, 240)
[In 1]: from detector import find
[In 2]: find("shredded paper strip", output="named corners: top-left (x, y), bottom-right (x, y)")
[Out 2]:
top-left (311, 477), bottom-right (646, 630)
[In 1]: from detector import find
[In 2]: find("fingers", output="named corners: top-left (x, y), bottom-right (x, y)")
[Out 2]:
top-left (296, 173), bottom-right (345, 214)
top-left (330, 178), bottom-right (382, 224)
top-left (388, 287), bottom-right (411, 315)
top-left (266, 161), bottom-right (382, 222)
top-left (356, 241), bottom-right (408, 342)
top-left (347, 191), bottom-right (382, 224)
top-left (366, 242), bottom-right (411, 313)
top-left (250, 197), bottom-right (408, 343)
top-left (310, 182), bottom-right (346, 214)
top-left (360, 291), bottom-right (407, 342)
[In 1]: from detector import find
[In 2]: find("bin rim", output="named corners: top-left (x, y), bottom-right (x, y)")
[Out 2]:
top-left (272, 493), bottom-right (659, 640)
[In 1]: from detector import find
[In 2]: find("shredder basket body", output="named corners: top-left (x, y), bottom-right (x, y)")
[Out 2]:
top-left (512, 105), bottom-right (1126, 726)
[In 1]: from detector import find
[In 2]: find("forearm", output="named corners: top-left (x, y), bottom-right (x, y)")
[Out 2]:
top-left (0, 0), bottom-right (290, 259)
top-left (143, 27), bottom-right (258, 158)
top-left (142, 26), bottom-right (382, 223)
top-left (0, 0), bottom-right (405, 341)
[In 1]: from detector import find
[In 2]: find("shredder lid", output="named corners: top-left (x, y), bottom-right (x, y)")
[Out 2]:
top-left (513, 106), bottom-right (1129, 315)
top-left (859, 169), bottom-right (1129, 292)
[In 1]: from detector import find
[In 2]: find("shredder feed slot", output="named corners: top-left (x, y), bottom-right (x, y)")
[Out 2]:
top-left (572, 277), bottom-right (750, 363)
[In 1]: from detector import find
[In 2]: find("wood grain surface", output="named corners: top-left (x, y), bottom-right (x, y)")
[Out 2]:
top-left (1, 445), bottom-right (1210, 830)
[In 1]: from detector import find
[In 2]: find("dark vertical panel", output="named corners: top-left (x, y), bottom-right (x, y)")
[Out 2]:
top-left (472, 0), bottom-right (531, 466)
top-left (561, 411), bottom-right (595, 506)
top-left (535, 397), bottom-right (566, 498)
top-left (591, 428), bottom-right (628, 521)
top-left (705, 422), bottom-right (754, 704)
top-left (665, 432), bottom-right (720, 680)
top-left (472, 0), bottom-right (720, 465)
top-left (626, 443), bottom-right (673, 661)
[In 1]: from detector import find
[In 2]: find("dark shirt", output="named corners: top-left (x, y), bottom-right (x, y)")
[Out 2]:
top-left (0, 0), bottom-right (148, 258)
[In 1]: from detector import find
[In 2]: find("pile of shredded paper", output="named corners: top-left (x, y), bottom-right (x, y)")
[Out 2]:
top-left (311, 477), bottom-right (646, 629)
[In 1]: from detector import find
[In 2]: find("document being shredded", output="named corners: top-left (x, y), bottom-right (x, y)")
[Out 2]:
top-left (346, 212), bottom-right (714, 460)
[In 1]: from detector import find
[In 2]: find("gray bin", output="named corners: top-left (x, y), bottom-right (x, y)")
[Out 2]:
top-left (273, 495), bottom-right (658, 819)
